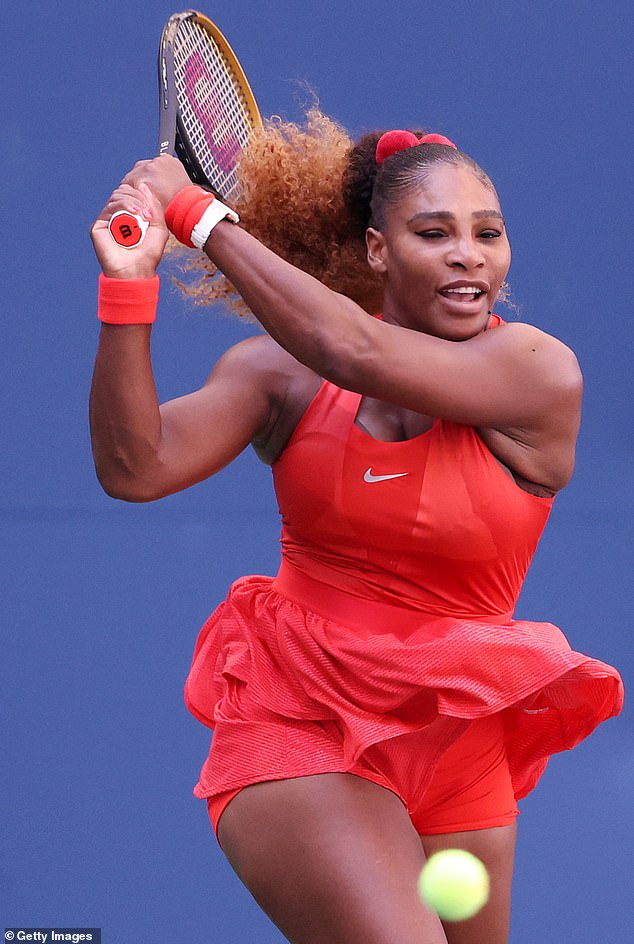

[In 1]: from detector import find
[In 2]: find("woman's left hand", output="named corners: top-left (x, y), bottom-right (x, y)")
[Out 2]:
top-left (123, 154), bottom-right (192, 210)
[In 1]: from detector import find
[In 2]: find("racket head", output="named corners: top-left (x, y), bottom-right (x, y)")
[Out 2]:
top-left (161, 10), bottom-right (263, 204)
top-left (157, 12), bottom-right (191, 156)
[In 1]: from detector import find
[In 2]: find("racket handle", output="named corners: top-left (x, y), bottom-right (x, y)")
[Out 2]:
top-left (108, 210), bottom-right (150, 249)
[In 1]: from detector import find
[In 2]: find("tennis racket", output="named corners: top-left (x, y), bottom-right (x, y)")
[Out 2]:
top-left (108, 9), bottom-right (262, 249)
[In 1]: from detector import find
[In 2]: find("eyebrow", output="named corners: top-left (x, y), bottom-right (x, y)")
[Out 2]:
top-left (407, 210), bottom-right (505, 223)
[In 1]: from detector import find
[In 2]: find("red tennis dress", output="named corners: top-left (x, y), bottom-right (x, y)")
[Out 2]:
top-left (185, 325), bottom-right (623, 808)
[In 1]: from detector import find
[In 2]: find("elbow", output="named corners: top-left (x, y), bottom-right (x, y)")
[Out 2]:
top-left (91, 438), bottom-right (167, 502)
top-left (103, 484), bottom-right (157, 503)
top-left (94, 462), bottom-right (164, 503)
top-left (96, 473), bottom-right (157, 503)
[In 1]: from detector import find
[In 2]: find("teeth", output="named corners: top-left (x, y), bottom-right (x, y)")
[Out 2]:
top-left (445, 286), bottom-right (482, 294)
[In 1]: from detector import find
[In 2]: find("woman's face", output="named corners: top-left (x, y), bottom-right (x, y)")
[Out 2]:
top-left (366, 163), bottom-right (511, 340)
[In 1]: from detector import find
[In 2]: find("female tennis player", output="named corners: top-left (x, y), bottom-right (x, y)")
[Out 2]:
top-left (90, 114), bottom-right (623, 944)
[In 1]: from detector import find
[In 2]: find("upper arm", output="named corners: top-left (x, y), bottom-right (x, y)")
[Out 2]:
top-left (140, 335), bottom-right (291, 500)
top-left (331, 317), bottom-right (582, 432)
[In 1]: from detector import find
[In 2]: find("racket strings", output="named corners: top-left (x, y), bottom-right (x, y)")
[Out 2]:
top-left (173, 18), bottom-right (256, 202)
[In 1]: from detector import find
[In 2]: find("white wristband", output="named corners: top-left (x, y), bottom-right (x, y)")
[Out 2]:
top-left (191, 198), bottom-right (240, 250)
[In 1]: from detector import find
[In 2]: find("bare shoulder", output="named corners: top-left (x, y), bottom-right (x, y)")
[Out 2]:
top-left (495, 321), bottom-right (580, 361)
top-left (207, 333), bottom-right (321, 463)
top-left (477, 323), bottom-right (583, 494)
top-left (484, 321), bottom-right (582, 391)
top-left (207, 334), bottom-right (314, 388)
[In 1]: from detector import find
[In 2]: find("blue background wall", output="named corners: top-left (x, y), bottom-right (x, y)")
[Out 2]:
top-left (2, 0), bottom-right (631, 940)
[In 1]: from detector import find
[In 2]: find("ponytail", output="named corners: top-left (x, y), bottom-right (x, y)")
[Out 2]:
top-left (169, 110), bottom-right (384, 318)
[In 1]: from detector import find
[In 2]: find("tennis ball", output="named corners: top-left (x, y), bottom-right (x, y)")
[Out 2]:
top-left (418, 849), bottom-right (490, 921)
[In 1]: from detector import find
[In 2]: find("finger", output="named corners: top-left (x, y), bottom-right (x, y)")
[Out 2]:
top-left (138, 182), bottom-right (164, 217)
top-left (99, 186), bottom-right (153, 222)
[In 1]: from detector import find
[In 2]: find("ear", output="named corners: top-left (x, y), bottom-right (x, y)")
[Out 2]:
top-left (366, 227), bottom-right (388, 274)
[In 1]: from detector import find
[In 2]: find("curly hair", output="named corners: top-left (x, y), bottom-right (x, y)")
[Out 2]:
top-left (168, 109), bottom-right (380, 317)
top-left (168, 109), bottom-right (507, 319)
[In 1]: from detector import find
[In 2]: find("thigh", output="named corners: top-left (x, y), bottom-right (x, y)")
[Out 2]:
top-left (217, 772), bottom-right (449, 944)
top-left (421, 823), bottom-right (517, 944)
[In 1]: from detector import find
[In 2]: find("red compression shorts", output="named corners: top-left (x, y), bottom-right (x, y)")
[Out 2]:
top-left (206, 712), bottom-right (518, 843)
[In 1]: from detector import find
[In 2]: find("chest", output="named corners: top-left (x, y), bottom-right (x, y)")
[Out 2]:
top-left (354, 396), bottom-right (434, 442)
top-left (274, 391), bottom-right (550, 566)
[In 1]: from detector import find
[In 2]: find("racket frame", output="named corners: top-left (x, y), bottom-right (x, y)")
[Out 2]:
top-left (169, 11), bottom-right (263, 198)
top-left (108, 8), bottom-right (262, 248)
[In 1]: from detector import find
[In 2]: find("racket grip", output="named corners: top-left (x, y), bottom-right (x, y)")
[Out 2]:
top-left (108, 210), bottom-right (150, 249)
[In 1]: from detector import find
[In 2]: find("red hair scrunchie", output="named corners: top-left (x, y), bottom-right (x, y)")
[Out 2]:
top-left (376, 130), bottom-right (458, 165)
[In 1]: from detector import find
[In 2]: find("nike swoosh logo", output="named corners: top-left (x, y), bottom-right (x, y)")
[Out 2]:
top-left (363, 468), bottom-right (409, 483)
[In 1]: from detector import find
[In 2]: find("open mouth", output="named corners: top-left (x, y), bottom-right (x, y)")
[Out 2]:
top-left (439, 287), bottom-right (485, 304)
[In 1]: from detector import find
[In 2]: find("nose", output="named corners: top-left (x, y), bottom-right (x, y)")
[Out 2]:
top-left (445, 235), bottom-right (485, 270)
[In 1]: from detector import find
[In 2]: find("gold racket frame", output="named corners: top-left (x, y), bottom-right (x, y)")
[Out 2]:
top-left (192, 11), bottom-right (263, 133)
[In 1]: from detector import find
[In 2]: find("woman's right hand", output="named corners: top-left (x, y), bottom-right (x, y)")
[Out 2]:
top-left (90, 180), bottom-right (168, 280)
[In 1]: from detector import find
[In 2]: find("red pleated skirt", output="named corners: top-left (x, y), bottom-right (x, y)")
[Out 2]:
top-left (184, 567), bottom-right (624, 804)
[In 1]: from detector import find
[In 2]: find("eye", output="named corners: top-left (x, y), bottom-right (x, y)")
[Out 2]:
top-left (416, 230), bottom-right (446, 239)
top-left (479, 230), bottom-right (502, 239)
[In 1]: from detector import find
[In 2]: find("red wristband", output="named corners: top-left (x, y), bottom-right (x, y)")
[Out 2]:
top-left (165, 186), bottom-right (215, 248)
top-left (98, 273), bottom-right (159, 325)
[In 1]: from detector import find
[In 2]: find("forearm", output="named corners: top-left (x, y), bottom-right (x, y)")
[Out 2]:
top-left (89, 324), bottom-right (163, 500)
top-left (204, 222), bottom-right (375, 385)
top-left (126, 160), bottom-right (376, 386)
